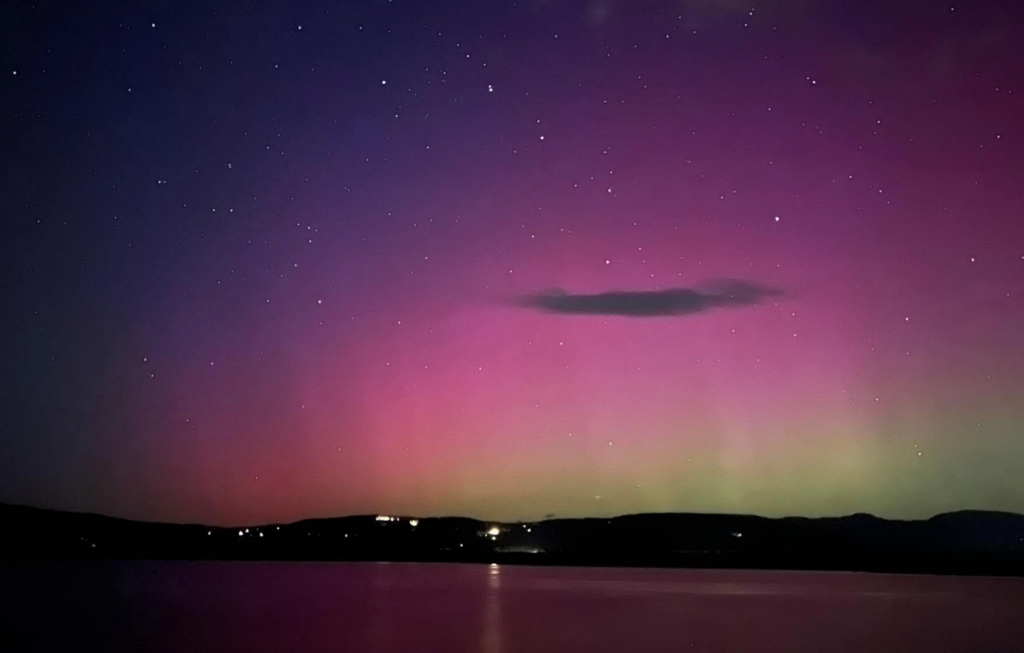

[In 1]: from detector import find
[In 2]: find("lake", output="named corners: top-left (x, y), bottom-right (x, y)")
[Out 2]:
top-left (5, 562), bottom-right (1024, 652)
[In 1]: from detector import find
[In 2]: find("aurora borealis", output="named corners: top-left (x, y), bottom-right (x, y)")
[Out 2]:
top-left (2, 0), bottom-right (1023, 526)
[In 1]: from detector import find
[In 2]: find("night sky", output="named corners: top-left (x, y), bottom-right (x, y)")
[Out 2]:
top-left (2, 0), bottom-right (1023, 526)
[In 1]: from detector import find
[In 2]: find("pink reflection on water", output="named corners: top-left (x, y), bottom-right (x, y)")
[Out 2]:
top-left (7, 562), bottom-right (1024, 653)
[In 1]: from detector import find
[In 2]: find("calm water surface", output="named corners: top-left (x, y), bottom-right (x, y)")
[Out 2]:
top-left (5, 561), bottom-right (1024, 652)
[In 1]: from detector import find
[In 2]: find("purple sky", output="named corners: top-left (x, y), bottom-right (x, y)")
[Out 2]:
top-left (2, 0), bottom-right (1023, 525)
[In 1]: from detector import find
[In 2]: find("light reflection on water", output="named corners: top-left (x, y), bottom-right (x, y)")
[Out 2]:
top-left (4, 561), bottom-right (1024, 653)
top-left (483, 563), bottom-right (503, 653)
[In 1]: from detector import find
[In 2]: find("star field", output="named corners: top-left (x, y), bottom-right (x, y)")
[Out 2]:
top-left (1, 0), bottom-right (1023, 525)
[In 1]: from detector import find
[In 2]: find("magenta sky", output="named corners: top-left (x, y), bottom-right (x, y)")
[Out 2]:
top-left (3, 0), bottom-right (1024, 525)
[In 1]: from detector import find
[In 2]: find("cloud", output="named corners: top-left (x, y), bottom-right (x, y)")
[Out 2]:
top-left (515, 279), bottom-right (781, 317)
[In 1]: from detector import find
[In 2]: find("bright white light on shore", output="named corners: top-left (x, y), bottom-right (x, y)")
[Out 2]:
top-left (409, 519), bottom-right (419, 527)
top-left (376, 515), bottom-right (392, 522)
top-left (238, 530), bottom-right (243, 536)
top-left (487, 526), bottom-right (501, 537)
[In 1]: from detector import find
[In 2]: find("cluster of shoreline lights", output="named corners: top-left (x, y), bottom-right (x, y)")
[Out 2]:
top-left (375, 515), bottom-right (418, 527)
top-left (234, 526), bottom-right (282, 537)
top-left (375, 516), bottom-right (514, 541)
top-left (227, 518), bottom-right (540, 539)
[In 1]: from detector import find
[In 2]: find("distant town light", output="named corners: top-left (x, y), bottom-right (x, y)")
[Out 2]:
top-left (376, 515), bottom-right (392, 522)
top-left (487, 526), bottom-right (501, 537)
top-left (238, 530), bottom-right (244, 536)
top-left (409, 519), bottom-right (419, 527)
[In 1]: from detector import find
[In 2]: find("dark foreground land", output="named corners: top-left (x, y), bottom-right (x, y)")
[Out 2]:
top-left (3, 502), bottom-right (1024, 575)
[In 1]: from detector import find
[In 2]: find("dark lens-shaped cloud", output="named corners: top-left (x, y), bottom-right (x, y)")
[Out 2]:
top-left (515, 279), bottom-right (781, 317)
